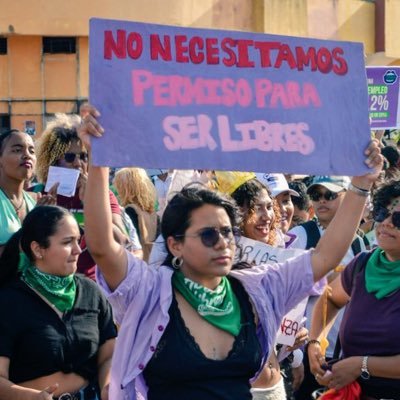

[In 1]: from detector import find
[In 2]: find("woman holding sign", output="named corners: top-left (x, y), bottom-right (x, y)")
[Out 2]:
top-left (231, 177), bottom-right (307, 399)
top-left (308, 180), bottom-right (400, 399)
top-left (79, 105), bottom-right (382, 400)
top-left (33, 113), bottom-right (140, 278)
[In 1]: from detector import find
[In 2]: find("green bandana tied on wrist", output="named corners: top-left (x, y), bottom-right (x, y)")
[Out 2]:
top-left (172, 270), bottom-right (241, 336)
top-left (365, 249), bottom-right (400, 299)
top-left (18, 251), bottom-right (76, 312)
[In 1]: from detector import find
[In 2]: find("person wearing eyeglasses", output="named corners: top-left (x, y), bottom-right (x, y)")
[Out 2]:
top-left (289, 176), bottom-right (367, 400)
top-left (34, 113), bottom-right (92, 214)
top-left (308, 180), bottom-right (400, 399)
top-left (78, 105), bottom-right (382, 400)
top-left (32, 113), bottom-right (142, 279)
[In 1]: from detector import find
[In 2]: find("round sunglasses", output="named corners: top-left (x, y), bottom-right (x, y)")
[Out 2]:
top-left (309, 190), bottom-right (341, 202)
top-left (64, 152), bottom-right (88, 163)
top-left (175, 226), bottom-right (241, 247)
top-left (372, 206), bottom-right (400, 229)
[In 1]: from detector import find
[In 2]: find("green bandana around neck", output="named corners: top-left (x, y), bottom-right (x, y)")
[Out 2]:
top-left (172, 270), bottom-right (241, 336)
top-left (365, 249), bottom-right (400, 299)
top-left (18, 252), bottom-right (76, 312)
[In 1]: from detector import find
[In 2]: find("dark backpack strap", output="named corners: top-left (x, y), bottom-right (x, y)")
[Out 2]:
top-left (350, 250), bottom-right (374, 291)
top-left (362, 234), bottom-right (370, 249)
top-left (350, 236), bottom-right (362, 256)
top-left (301, 220), bottom-right (321, 250)
top-left (332, 250), bottom-right (374, 359)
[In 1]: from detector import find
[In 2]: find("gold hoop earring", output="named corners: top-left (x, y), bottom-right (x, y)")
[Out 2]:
top-left (172, 256), bottom-right (183, 269)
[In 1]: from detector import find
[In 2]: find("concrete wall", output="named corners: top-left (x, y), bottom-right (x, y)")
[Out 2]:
top-left (385, 0), bottom-right (400, 59)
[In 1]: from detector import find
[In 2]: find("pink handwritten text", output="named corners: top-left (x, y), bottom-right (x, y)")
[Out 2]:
top-left (163, 114), bottom-right (315, 155)
top-left (132, 70), bottom-right (322, 109)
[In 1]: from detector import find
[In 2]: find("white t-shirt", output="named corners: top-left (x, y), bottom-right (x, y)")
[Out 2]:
top-left (153, 174), bottom-right (172, 217)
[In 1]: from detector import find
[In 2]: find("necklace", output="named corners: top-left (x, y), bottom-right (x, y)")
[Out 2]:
top-left (0, 188), bottom-right (25, 214)
top-left (316, 219), bottom-right (326, 231)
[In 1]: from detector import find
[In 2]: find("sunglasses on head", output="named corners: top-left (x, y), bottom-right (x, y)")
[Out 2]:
top-left (64, 152), bottom-right (88, 163)
top-left (176, 226), bottom-right (241, 247)
top-left (309, 190), bottom-right (340, 202)
top-left (372, 206), bottom-right (400, 229)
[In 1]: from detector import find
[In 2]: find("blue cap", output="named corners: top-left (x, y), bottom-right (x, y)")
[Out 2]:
top-left (307, 176), bottom-right (350, 193)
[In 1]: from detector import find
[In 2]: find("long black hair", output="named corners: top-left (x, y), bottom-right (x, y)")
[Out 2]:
top-left (0, 205), bottom-right (72, 285)
top-left (161, 184), bottom-right (240, 267)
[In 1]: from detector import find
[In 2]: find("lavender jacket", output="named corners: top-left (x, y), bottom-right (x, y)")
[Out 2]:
top-left (97, 250), bottom-right (314, 400)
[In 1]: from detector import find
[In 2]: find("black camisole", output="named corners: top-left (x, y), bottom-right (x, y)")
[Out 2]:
top-left (143, 276), bottom-right (263, 400)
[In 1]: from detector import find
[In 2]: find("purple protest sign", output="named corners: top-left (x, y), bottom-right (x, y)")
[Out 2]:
top-left (367, 67), bottom-right (400, 129)
top-left (89, 18), bottom-right (371, 175)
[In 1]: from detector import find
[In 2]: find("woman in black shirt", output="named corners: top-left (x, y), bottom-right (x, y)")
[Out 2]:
top-left (0, 205), bottom-right (117, 399)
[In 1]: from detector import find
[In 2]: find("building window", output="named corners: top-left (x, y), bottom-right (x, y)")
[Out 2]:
top-left (43, 37), bottom-right (76, 54)
top-left (0, 115), bottom-right (11, 133)
top-left (0, 38), bottom-right (7, 55)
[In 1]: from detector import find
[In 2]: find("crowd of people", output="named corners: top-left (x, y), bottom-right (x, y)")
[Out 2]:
top-left (0, 104), bottom-right (399, 400)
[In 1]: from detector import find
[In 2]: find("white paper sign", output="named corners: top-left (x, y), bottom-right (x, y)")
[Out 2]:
top-left (276, 297), bottom-right (308, 346)
top-left (236, 236), bottom-right (309, 347)
top-left (236, 236), bottom-right (305, 265)
top-left (45, 166), bottom-right (80, 197)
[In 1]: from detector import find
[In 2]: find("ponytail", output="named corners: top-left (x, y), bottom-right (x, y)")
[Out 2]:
top-left (0, 205), bottom-right (72, 286)
top-left (0, 230), bottom-right (25, 285)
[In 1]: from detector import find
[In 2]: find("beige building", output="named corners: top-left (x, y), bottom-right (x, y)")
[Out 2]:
top-left (0, 0), bottom-right (398, 135)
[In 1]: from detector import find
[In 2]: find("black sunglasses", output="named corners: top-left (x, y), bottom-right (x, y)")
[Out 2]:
top-left (64, 152), bottom-right (88, 163)
top-left (372, 206), bottom-right (400, 229)
top-left (176, 226), bottom-right (241, 248)
top-left (309, 190), bottom-right (340, 202)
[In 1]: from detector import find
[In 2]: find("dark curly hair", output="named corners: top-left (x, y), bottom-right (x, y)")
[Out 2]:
top-left (382, 145), bottom-right (399, 168)
top-left (373, 181), bottom-right (400, 212)
top-left (231, 178), bottom-right (281, 246)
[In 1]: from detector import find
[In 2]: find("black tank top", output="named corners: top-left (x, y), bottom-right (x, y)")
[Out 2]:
top-left (143, 276), bottom-right (263, 400)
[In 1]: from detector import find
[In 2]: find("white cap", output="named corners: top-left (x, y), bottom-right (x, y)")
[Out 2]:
top-left (255, 173), bottom-right (300, 198)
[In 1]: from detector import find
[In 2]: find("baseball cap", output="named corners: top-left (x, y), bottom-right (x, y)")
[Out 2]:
top-left (255, 173), bottom-right (299, 198)
top-left (307, 176), bottom-right (350, 193)
top-left (146, 169), bottom-right (168, 177)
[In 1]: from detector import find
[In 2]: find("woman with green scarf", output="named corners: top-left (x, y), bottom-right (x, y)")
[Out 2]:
top-left (0, 205), bottom-right (117, 400)
top-left (78, 105), bottom-right (383, 400)
top-left (308, 180), bottom-right (400, 399)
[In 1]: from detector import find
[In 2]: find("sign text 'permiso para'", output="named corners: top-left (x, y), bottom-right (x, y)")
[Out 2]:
top-left (90, 18), bottom-right (371, 174)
